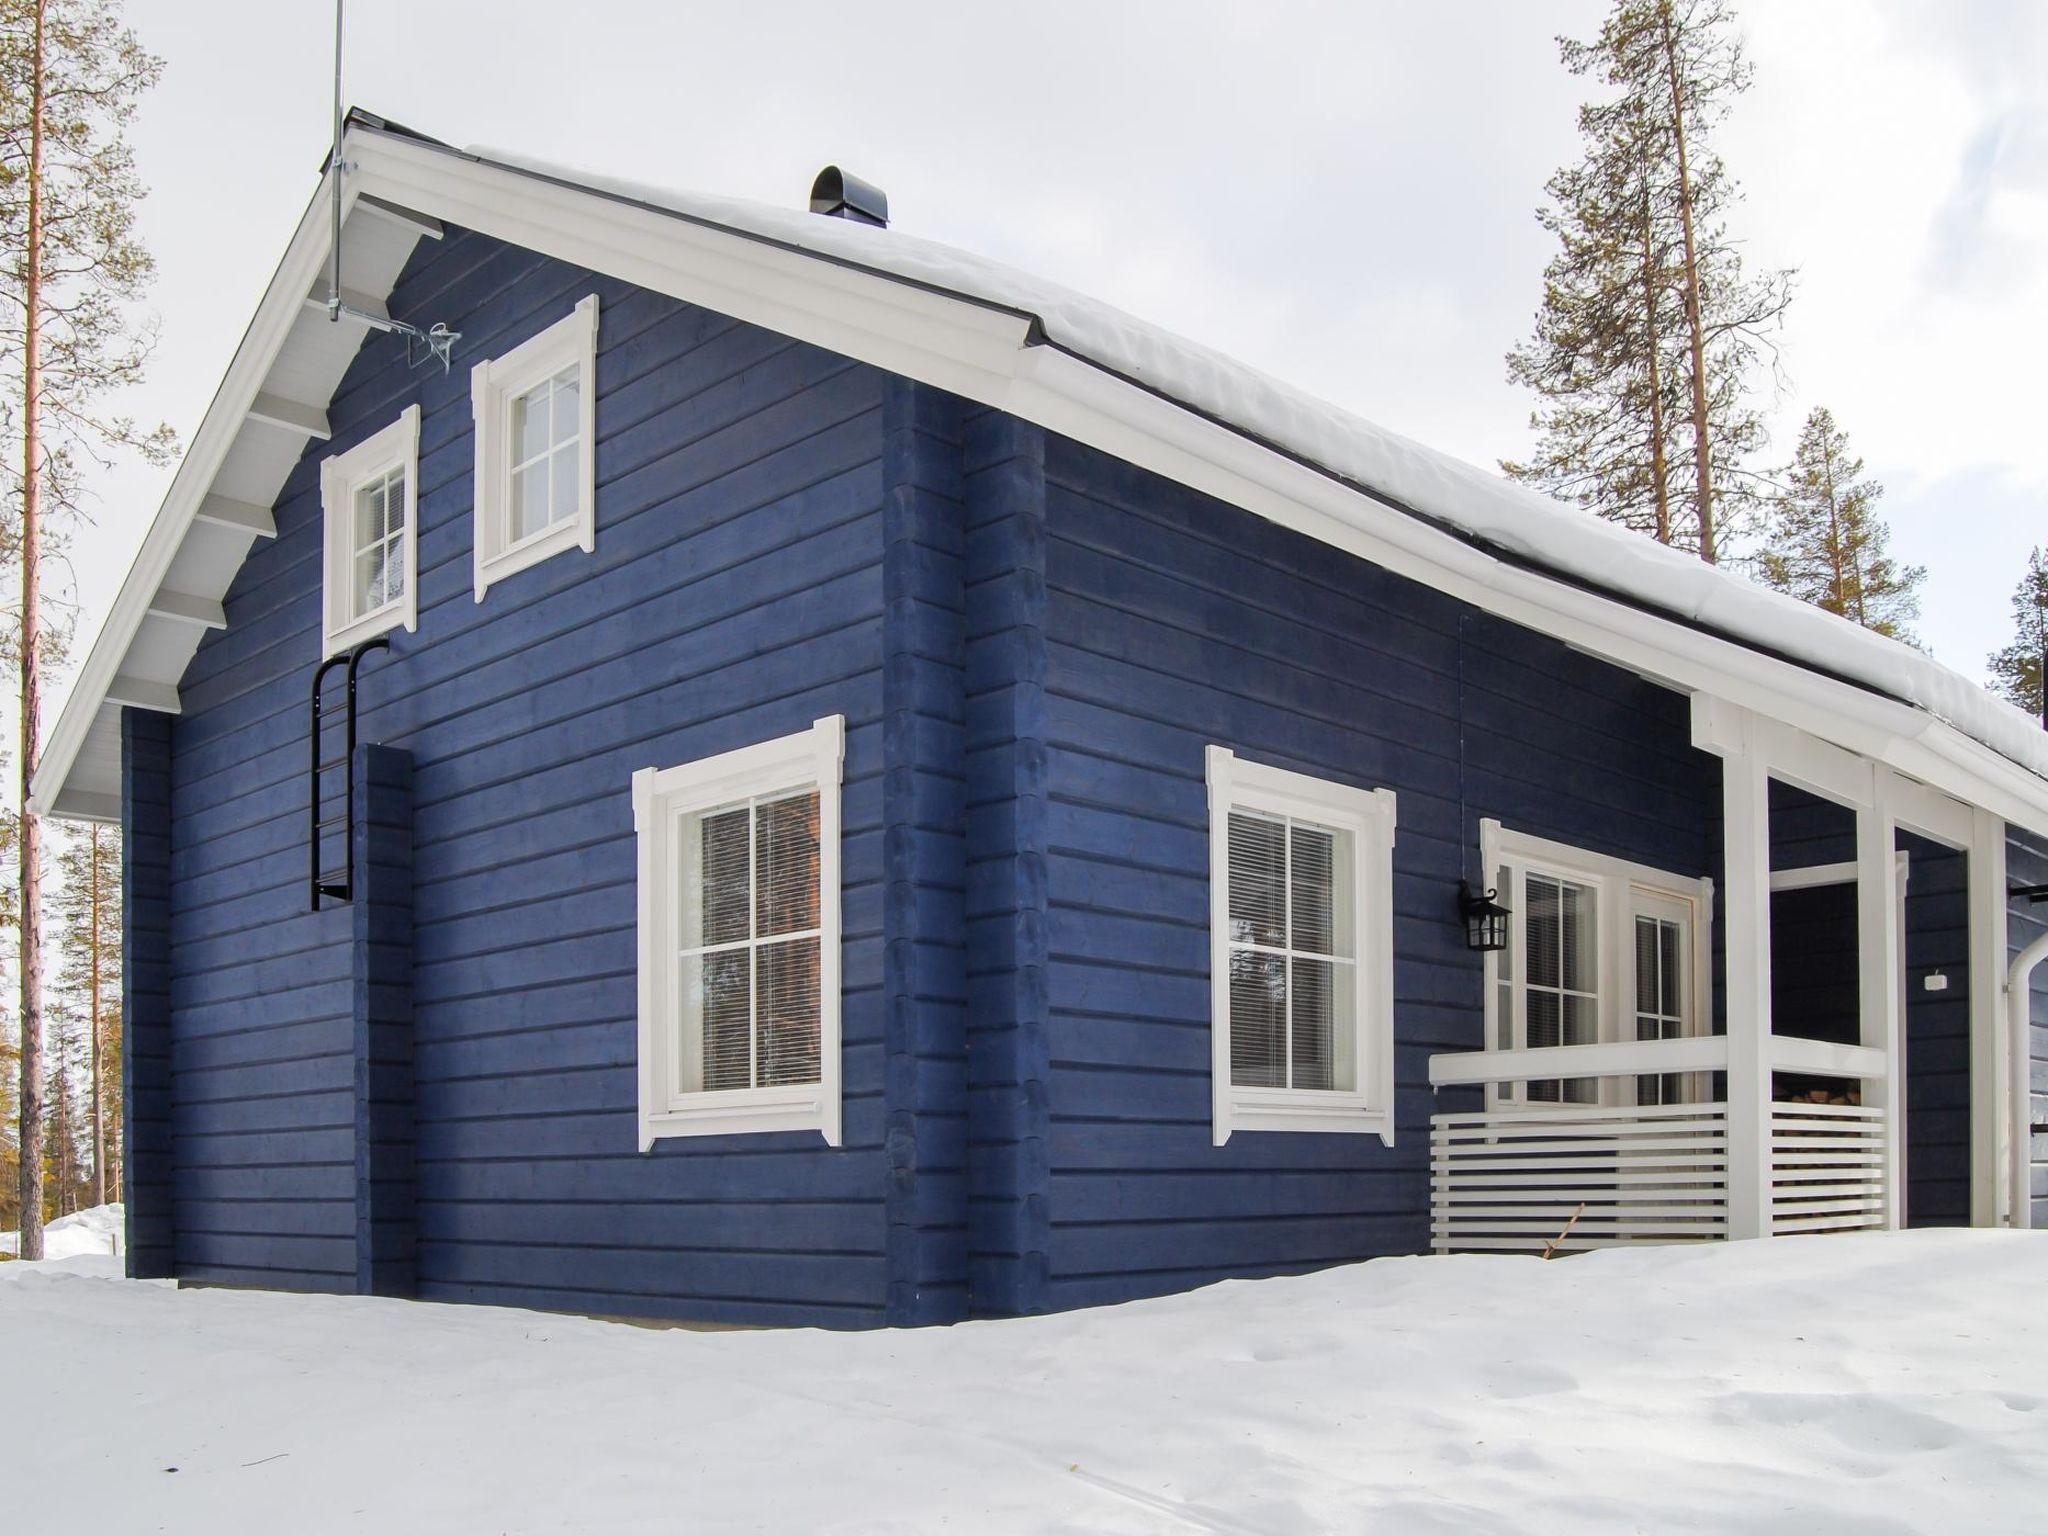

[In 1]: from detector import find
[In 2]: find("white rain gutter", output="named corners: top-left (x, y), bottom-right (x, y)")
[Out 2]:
top-left (2005, 932), bottom-right (2048, 1227)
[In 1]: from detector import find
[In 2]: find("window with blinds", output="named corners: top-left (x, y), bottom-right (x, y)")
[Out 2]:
top-left (1206, 746), bottom-right (1396, 1145)
top-left (1225, 810), bottom-right (1357, 1093)
top-left (634, 717), bottom-right (845, 1147)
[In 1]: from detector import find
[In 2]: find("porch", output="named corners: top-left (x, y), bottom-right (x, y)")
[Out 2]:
top-left (1427, 698), bottom-right (2023, 1254)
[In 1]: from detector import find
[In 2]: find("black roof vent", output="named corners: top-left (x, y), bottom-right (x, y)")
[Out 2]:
top-left (810, 166), bottom-right (888, 228)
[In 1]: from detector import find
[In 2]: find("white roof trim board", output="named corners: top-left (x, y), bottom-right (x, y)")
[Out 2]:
top-left (35, 116), bottom-right (2048, 838)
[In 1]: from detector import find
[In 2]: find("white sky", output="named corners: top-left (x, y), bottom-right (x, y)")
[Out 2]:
top-left (51, 0), bottom-right (2048, 722)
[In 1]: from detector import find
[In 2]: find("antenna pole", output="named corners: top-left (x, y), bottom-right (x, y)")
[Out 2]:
top-left (328, 0), bottom-right (343, 322)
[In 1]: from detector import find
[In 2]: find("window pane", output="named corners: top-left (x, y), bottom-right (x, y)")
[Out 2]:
top-left (1559, 881), bottom-right (1596, 992)
top-left (1228, 812), bottom-right (1286, 948)
top-left (355, 544), bottom-right (389, 614)
top-left (1289, 821), bottom-right (1353, 959)
top-left (1526, 877), bottom-right (1561, 989)
top-left (682, 947), bottom-right (752, 1093)
top-left (1228, 948), bottom-right (1286, 1087)
top-left (511, 460), bottom-right (551, 543)
top-left (1659, 920), bottom-right (1682, 1016)
top-left (550, 439), bottom-right (580, 525)
top-left (757, 936), bottom-right (822, 1086)
top-left (355, 478), bottom-right (385, 550)
top-left (680, 805), bottom-right (750, 948)
top-left (551, 368), bottom-right (579, 442)
top-left (1289, 957), bottom-right (1355, 1093)
top-left (756, 791), bottom-right (820, 937)
top-left (1527, 988), bottom-right (1560, 1051)
top-left (512, 381), bottom-right (551, 464)
top-left (1635, 916), bottom-right (1660, 1015)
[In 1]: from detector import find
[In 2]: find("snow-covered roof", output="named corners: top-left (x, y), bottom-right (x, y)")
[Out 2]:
top-left (486, 145), bottom-right (2046, 785)
top-left (32, 114), bottom-right (2048, 830)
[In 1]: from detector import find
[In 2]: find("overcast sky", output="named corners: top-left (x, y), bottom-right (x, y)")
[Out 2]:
top-left (52, 0), bottom-right (2048, 720)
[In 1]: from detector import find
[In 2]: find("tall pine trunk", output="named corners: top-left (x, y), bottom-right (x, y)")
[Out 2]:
top-left (89, 827), bottom-right (103, 1208)
top-left (16, 0), bottom-right (47, 1258)
top-left (1659, 0), bottom-right (1718, 565)
top-left (1639, 183), bottom-right (1671, 545)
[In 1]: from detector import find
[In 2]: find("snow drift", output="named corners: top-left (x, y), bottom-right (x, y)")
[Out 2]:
top-left (0, 1202), bottom-right (123, 1261)
top-left (3, 1229), bottom-right (2044, 1532)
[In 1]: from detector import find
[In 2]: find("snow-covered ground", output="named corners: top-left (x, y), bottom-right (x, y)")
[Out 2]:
top-left (2, 1230), bottom-right (2044, 1533)
top-left (0, 1201), bottom-right (123, 1260)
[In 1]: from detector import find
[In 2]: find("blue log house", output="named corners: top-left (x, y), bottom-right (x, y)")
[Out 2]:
top-left (32, 113), bottom-right (2048, 1327)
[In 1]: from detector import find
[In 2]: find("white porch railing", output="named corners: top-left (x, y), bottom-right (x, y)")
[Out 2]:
top-left (1428, 1036), bottom-right (1889, 1253)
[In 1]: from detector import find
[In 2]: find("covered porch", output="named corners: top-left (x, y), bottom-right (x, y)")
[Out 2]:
top-left (1427, 698), bottom-right (2025, 1253)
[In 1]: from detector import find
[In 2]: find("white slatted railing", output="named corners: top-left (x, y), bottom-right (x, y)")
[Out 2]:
top-left (1430, 1102), bottom-right (1730, 1253)
top-left (1769, 1101), bottom-right (1887, 1234)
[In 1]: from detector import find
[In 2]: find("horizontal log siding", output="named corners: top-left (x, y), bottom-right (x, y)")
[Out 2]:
top-left (1900, 831), bottom-right (1970, 1226)
top-left (1035, 435), bottom-right (1717, 1308)
top-left (166, 228), bottom-right (891, 1322)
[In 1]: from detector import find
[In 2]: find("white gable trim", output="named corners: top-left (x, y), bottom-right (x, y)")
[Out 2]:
top-left (35, 120), bottom-right (2048, 844)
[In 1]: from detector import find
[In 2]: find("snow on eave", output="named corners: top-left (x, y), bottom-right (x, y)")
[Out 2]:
top-left (457, 138), bottom-right (2048, 791)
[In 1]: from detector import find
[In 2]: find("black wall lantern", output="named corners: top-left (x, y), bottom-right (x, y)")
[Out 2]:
top-left (1459, 881), bottom-right (1511, 952)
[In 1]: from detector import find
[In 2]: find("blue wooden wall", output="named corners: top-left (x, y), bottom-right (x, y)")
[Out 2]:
top-left (1028, 434), bottom-right (1718, 1309)
top-left (163, 228), bottom-right (907, 1323)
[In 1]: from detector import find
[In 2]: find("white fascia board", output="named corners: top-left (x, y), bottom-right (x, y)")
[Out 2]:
top-left (31, 169), bottom-right (348, 817)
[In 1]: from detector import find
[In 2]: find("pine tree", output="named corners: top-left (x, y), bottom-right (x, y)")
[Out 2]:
top-left (52, 821), bottom-right (116, 1205)
top-left (1755, 407), bottom-right (1923, 641)
top-left (1507, 0), bottom-right (1792, 564)
top-left (1989, 549), bottom-right (2048, 727)
top-left (0, 0), bottom-right (168, 1259)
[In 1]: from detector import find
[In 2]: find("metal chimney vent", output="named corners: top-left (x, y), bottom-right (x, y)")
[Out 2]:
top-left (810, 166), bottom-right (888, 228)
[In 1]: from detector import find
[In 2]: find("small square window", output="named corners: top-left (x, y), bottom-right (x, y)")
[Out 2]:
top-left (1206, 746), bottom-right (1396, 1145)
top-left (471, 295), bottom-right (598, 598)
top-left (633, 717), bottom-right (845, 1148)
top-left (319, 406), bottom-right (419, 656)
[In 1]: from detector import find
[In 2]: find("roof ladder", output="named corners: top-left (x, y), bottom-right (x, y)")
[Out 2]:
top-left (309, 636), bottom-right (389, 910)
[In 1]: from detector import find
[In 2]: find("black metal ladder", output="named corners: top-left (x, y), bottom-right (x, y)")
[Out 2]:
top-left (309, 636), bottom-right (390, 910)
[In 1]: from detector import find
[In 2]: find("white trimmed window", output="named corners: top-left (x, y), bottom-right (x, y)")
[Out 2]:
top-left (470, 294), bottom-right (598, 597)
top-left (319, 404), bottom-right (419, 656)
top-left (634, 716), bottom-right (844, 1148)
top-left (1479, 820), bottom-right (1713, 1107)
top-left (1206, 746), bottom-right (1396, 1145)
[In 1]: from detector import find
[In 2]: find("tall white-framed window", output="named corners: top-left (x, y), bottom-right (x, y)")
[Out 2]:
top-left (470, 293), bottom-right (598, 598)
top-left (319, 404), bottom-right (419, 657)
top-left (1206, 746), bottom-right (1397, 1146)
top-left (633, 716), bottom-right (844, 1148)
top-left (1479, 819), bottom-right (1713, 1107)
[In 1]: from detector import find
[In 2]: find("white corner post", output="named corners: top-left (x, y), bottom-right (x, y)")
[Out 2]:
top-left (1857, 765), bottom-right (1904, 1230)
top-left (1703, 699), bottom-right (1774, 1240)
top-left (1967, 807), bottom-right (2010, 1227)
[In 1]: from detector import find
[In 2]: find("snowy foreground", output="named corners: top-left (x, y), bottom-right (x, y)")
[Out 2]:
top-left (3, 1231), bottom-right (2046, 1534)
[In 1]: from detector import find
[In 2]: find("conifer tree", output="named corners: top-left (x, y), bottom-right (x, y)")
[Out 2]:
top-left (52, 820), bottom-right (116, 1205)
top-left (1755, 407), bottom-right (1922, 641)
top-left (0, 0), bottom-right (168, 1259)
top-left (1989, 549), bottom-right (2048, 727)
top-left (1507, 0), bottom-right (1791, 564)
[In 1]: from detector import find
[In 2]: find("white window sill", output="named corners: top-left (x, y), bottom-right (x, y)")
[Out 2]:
top-left (1216, 1087), bottom-right (1393, 1146)
top-left (638, 1083), bottom-right (839, 1150)
top-left (325, 597), bottom-right (413, 658)
top-left (473, 515), bottom-right (593, 600)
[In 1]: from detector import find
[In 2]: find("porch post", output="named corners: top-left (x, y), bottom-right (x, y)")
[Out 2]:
top-left (1721, 735), bottom-right (1774, 1240)
top-left (1967, 807), bottom-right (2009, 1226)
top-left (1858, 766), bottom-right (1904, 1230)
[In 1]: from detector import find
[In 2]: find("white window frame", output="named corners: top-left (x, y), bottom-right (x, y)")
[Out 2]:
top-left (319, 404), bottom-right (419, 657)
top-left (470, 293), bottom-right (599, 599)
top-left (1478, 819), bottom-right (1714, 1109)
top-left (1206, 746), bottom-right (1397, 1146)
top-left (633, 716), bottom-right (844, 1149)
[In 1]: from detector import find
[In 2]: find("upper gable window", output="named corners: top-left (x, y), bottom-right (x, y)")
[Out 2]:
top-left (320, 404), bottom-right (419, 656)
top-left (470, 294), bottom-right (599, 598)
top-left (1205, 746), bottom-right (1397, 1146)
